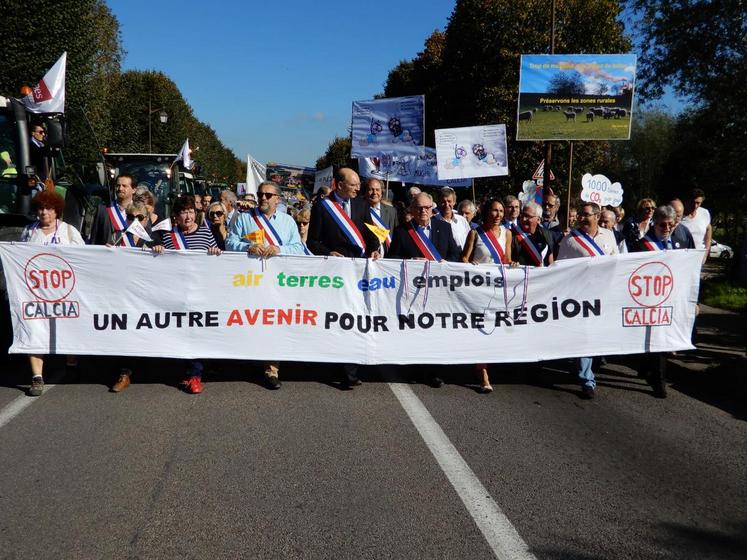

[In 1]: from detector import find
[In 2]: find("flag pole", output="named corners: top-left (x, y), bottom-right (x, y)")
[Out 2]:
top-left (385, 172), bottom-right (390, 200)
top-left (471, 179), bottom-right (476, 202)
top-left (566, 141), bottom-right (574, 230)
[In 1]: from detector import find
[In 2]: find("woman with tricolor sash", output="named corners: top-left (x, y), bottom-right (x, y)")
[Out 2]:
top-left (460, 198), bottom-right (513, 394)
top-left (20, 190), bottom-right (84, 397)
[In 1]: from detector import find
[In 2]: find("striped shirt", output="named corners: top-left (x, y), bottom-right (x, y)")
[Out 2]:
top-left (162, 227), bottom-right (218, 250)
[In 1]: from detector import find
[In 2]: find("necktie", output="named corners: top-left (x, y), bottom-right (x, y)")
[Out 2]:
top-left (343, 199), bottom-right (350, 217)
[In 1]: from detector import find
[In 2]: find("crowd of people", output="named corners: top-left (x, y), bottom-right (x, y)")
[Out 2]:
top-left (20, 167), bottom-right (711, 401)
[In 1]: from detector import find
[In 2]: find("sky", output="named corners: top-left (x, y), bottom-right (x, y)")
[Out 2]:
top-left (107, 0), bottom-right (457, 168)
top-left (519, 54), bottom-right (637, 95)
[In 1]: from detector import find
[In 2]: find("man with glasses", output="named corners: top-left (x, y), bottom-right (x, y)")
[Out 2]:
top-left (226, 181), bottom-right (306, 390)
top-left (29, 124), bottom-right (48, 180)
top-left (511, 201), bottom-right (554, 266)
top-left (668, 198), bottom-right (695, 250)
top-left (389, 192), bottom-right (460, 263)
top-left (557, 202), bottom-right (619, 399)
top-left (502, 195), bottom-right (521, 229)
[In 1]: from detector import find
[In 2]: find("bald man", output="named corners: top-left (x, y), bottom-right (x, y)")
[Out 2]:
top-left (669, 198), bottom-right (696, 249)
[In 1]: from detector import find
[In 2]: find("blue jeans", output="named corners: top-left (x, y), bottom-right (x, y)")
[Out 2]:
top-left (576, 357), bottom-right (595, 389)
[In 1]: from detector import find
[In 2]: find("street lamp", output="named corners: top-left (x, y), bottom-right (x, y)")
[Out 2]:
top-left (147, 95), bottom-right (168, 153)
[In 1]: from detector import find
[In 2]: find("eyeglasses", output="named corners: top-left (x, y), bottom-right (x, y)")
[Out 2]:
top-left (209, 211), bottom-right (224, 218)
top-left (656, 222), bottom-right (675, 229)
top-left (297, 221), bottom-right (309, 226)
top-left (642, 206), bottom-right (655, 211)
top-left (413, 205), bottom-right (432, 211)
top-left (127, 214), bottom-right (146, 221)
top-left (178, 209), bottom-right (195, 216)
top-left (579, 212), bottom-right (599, 218)
top-left (33, 129), bottom-right (45, 134)
top-left (258, 192), bottom-right (277, 199)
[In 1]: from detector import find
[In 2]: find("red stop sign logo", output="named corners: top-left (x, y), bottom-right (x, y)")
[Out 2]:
top-left (628, 261), bottom-right (674, 307)
top-left (24, 253), bottom-right (76, 302)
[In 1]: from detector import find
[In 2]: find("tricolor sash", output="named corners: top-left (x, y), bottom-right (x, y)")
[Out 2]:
top-left (321, 198), bottom-right (366, 256)
top-left (120, 232), bottom-right (136, 247)
top-left (476, 227), bottom-right (506, 264)
top-left (570, 228), bottom-right (605, 257)
top-left (106, 203), bottom-right (128, 232)
top-left (641, 233), bottom-right (670, 251)
top-left (250, 209), bottom-right (282, 246)
top-left (302, 243), bottom-right (312, 256)
top-left (169, 228), bottom-right (189, 250)
top-left (406, 221), bottom-right (442, 261)
top-left (369, 207), bottom-right (391, 249)
top-left (513, 226), bottom-right (544, 266)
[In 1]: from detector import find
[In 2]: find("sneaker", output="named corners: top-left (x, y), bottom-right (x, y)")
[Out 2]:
top-left (111, 369), bottom-right (131, 393)
top-left (266, 375), bottom-right (281, 390)
top-left (479, 384), bottom-right (494, 394)
top-left (180, 375), bottom-right (203, 394)
top-left (581, 385), bottom-right (596, 399)
top-left (28, 376), bottom-right (44, 397)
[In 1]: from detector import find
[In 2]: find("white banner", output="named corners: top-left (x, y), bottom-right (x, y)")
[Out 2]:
top-left (358, 147), bottom-right (471, 188)
top-left (0, 243), bottom-right (701, 364)
top-left (21, 52), bottom-right (66, 114)
top-left (435, 124), bottom-right (509, 180)
top-left (351, 95), bottom-right (424, 157)
top-left (313, 166), bottom-right (333, 194)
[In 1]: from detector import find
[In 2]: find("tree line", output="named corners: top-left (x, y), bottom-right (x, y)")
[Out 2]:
top-left (1, 0), bottom-right (243, 183)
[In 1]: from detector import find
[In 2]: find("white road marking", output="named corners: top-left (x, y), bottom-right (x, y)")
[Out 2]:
top-left (389, 382), bottom-right (537, 560)
top-left (0, 387), bottom-right (53, 430)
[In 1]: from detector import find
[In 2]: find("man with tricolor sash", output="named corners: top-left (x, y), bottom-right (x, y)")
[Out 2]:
top-left (307, 168), bottom-right (380, 390)
top-left (364, 178), bottom-right (398, 256)
top-left (88, 173), bottom-right (137, 246)
top-left (557, 202), bottom-right (619, 399)
top-left (511, 201), bottom-right (554, 267)
top-left (389, 192), bottom-right (460, 264)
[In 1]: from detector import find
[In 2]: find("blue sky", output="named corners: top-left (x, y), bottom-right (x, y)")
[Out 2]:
top-left (108, 0), bottom-right (456, 167)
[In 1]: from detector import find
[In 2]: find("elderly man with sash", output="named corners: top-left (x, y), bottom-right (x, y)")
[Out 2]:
top-left (389, 192), bottom-right (461, 263)
top-left (511, 201), bottom-right (554, 267)
top-left (365, 177), bottom-right (398, 256)
top-left (226, 180), bottom-right (306, 390)
top-left (557, 202), bottom-right (619, 399)
top-left (307, 167), bottom-right (380, 389)
top-left (89, 173), bottom-right (137, 246)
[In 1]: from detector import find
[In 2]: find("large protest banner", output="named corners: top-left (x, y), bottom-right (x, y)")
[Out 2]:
top-left (517, 54), bottom-right (637, 141)
top-left (351, 95), bottom-right (424, 157)
top-left (313, 166), bottom-right (334, 194)
top-left (358, 148), bottom-right (471, 188)
top-left (1, 244), bottom-right (701, 364)
top-left (435, 124), bottom-right (509, 180)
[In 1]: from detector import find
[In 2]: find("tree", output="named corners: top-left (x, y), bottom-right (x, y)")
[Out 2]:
top-left (548, 71), bottom-right (586, 96)
top-left (316, 136), bottom-right (354, 170)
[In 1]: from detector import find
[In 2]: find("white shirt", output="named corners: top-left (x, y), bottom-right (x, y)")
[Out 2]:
top-left (681, 207), bottom-right (711, 249)
top-left (21, 220), bottom-right (85, 245)
top-left (437, 212), bottom-right (470, 250)
top-left (557, 227), bottom-right (619, 259)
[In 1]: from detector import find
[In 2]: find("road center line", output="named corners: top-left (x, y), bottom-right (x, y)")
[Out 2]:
top-left (388, 382), bottom-right (537, 560)
top-left (0, 387), bottom-right (53, 430)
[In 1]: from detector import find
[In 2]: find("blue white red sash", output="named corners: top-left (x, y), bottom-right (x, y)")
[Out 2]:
top-left (570, 228), bottom-right (605, 257)
top-left (476, 227), bottom-right (506, 264)
top-left (321, 197), bottom-right (365, 256)
top-left (369, 207), bottom-right (392, 249)
top-left (169, 228), bottom-right (188, 250)
top-left (106, 203), bottom-right (128, 232)
top-left (512, 225), bottom-right (544, 266)
top-left (641, 233), bottom-right (670, 251)
top-left (250, 209), bottom-right (282, 246)
top-left (406, 221), bottom-right (442, 261)
top-left (120, 232), bottom-right (136, 247)
top-left (302, 243), bottom-right (312, 255)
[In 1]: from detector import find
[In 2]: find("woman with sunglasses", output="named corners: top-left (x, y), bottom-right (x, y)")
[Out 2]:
top-left (206, 201), bottom-right (229, 250)
top-left (622, 197), bottom-right (656, 252)
top-left (20, 190), bottom-right (85, 396)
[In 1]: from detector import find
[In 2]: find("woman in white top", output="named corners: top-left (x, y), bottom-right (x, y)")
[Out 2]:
top-left (20, 190), bottom-right (84, 396)
top-left (460, 198), bottom-right (513, 393)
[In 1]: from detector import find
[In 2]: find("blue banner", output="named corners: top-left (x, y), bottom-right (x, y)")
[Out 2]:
top-left (351, 95), bottom-right (424, 157)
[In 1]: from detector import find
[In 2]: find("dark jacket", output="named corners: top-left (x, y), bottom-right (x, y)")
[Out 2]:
top-left (307, 196), bottom-right (379, 257)
top-left (388, 219), bottom-right (460, 262)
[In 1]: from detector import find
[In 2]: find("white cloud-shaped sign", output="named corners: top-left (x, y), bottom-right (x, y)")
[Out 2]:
top-left (580, 173), bottom-right (623, 207)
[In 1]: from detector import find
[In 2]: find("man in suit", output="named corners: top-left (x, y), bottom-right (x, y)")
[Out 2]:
top-left (388, 192), bottom-right (460, 263)
top-left (364, 177), bottom-right (398, 255)
top-left (29, 124), bottom-right (48, 180)
top-left (89, 173), bottom-right (137, 246)
top-left (307, 167), bottom-right (379, 389)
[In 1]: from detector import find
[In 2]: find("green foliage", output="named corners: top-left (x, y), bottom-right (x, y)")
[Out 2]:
top-left (316, 136), bottom-right (353, 170)
top-left (701, 278), bottom-right (747, 313)
top-left (548, 71), bottom-right (586, 96)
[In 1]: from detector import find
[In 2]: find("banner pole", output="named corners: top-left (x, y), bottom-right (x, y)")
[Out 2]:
top-left (385, 172), bottom-right (390, 200)
top-left (472, 179), bottom-right (476, 202)
top-left (566, 141), bottom-right (574, 230)
top-left (543, 0), bottom-right (557, 200)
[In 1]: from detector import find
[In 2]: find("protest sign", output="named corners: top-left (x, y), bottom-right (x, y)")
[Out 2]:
top-left (580, 173), bottom-right (624, 206)
top-left (358, 147), bottom-right (471, 188)
top-left (314, 166), bottom-right (334, 194)
top-left (1, 244), bottom-right (700, 364)
top-left (266, 162), bottom-right (315, 194)
top-left (351, 95), bottom-right (424, 157)
top-left (435, 124), bottom-right (509, 180)
top-left (517, 54), bottom-right (637, 141)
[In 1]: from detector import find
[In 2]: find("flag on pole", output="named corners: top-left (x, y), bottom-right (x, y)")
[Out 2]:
top-left (125, 218), bottom-right (152, 242)
top-left (22, 52), bottom-right (67, 114)
top-left (246, 153), bottom-right (266, 196)
top-left (152, 218), bottom-right (172, 232)
top-left (175, 139), bottom-right (193, 170)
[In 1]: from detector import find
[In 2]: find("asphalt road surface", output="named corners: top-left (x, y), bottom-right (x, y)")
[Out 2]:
top-left (1, 350), bottom-right (745, 559)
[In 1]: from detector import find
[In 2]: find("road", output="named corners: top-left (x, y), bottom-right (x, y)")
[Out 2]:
top-left (1, 315), bottom-right (745, 559)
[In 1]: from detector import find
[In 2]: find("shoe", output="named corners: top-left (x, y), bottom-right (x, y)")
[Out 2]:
top-left (580, 385), bottom-right (595, 399)
top-left (479, 384), bottom-right (493, 394)
top-left (266, 375), bottom-right (281, 390)
top-left (180, 375), bottom-right (203, 394)
top-left (342, 375), bottom-right (362, 389)
top-left (430, 376), bottom-right (444, 388)
top-left (28, 376), bottom-right (44, 397)
top-left (111, 370), bottom-right (131, 393)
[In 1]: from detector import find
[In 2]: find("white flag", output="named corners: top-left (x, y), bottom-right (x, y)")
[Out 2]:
top-left (22, 52), bottom-right (67, 114)
top-left (314, 166), bottom-right (334, 194)
top-left (152, 218), bottom-right (172, 232)
top-left (246, 153), bottom-right (266, 196)
top-left (125, 218), bottom-right (152, 242)
top-left (175, 139), bottom-right (193, 170)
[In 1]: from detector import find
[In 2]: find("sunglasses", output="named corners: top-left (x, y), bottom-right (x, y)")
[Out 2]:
top-left (297, 221), bottom-right (309, 226)
top-left (209, 211), bottom-right (225, 217)
top-left (257, 192), bottom-right (277, 199)
top-left (33, 129), bottom-right (45, 134)
top-left (643, 206), bottom-right (655, 211)
top-left (127, 213), bottom-right (146, 221)
top-left (413, 205), bottom-right (432, 211)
